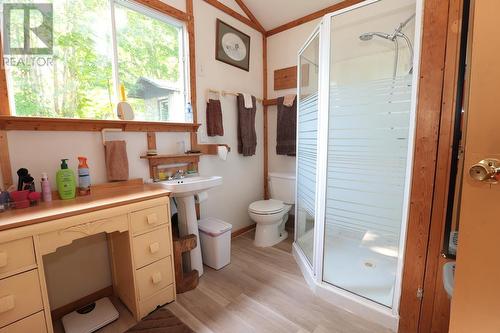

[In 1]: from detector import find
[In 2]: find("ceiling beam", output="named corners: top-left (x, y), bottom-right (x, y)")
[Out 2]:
top-left (234, 0), bottom-right (266, 33)
top-left (135, 0), bottom-right (189, 21)
top-left (203, 0), bottom-right (265, 34)
top-left (266, 0), bottom-right (363, 37)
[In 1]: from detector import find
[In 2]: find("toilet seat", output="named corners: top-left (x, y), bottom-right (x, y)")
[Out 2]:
top-left (248, 199), bottom-right (286, 215)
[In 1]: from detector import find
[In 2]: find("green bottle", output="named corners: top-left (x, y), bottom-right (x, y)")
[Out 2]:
top-left (56, 159), bottom-right (76, 200)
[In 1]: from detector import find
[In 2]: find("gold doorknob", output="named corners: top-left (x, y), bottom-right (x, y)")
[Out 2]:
top-left (469, 159), bottom-right (500, 183)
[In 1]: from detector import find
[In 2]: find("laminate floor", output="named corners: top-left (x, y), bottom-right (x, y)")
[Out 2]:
top-left (54, 228), bottom-right (391, 333)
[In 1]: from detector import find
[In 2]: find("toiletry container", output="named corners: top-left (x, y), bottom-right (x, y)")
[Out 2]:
top-left (198, 217), bottom-right (232, 270)
top-left (78, 156), bottom-right (91, 196)
top-left (56, 159), bottom-right (76, 200)
top-left (41, 172), bottom-right (52, 202)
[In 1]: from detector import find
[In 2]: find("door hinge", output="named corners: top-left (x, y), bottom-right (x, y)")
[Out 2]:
top-left (417, 287), bottom-right (424, 300)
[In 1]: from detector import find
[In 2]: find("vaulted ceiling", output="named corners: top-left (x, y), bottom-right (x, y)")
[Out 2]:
top-left (218, 0), bottom-right (344, 31)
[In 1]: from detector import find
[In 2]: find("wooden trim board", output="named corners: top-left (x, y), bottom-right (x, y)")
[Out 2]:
top-left (203, 0), bottom-right (265, 34)
top-left (263, 35), bottom-right (269, 199)
top-left (234, 0), bottom-right (265, 33)
top-left (398, 0), bottom-right (452, 331)
top-left (418, 0), bottom-right (464, 331)
top-left (0, 130), bottom-right (12, 190)
top-left (0, 116), bottom-right (200, 132)
top-left (135, 0), bottom-right (189, 21)
top-left (231, 224), bottom-right (256, 238)
top-left (266, 0), bottom-right (363, 37)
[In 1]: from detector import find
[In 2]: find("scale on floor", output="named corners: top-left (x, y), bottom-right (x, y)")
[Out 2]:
top-left (62, 297), bottom-right (119, 333)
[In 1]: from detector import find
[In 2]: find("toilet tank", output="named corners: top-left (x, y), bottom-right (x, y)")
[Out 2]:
top-left (268, 172), bottom-right (296, 204)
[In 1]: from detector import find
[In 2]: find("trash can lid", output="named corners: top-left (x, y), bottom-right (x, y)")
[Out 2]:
top-left (198, 217), bottom-right (232, 236)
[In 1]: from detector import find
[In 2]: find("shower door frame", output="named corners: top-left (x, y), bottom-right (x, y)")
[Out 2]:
top-left (293, 0), bottom-right (425, 329)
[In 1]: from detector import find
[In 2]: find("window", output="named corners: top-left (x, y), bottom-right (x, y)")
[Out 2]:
top-left (1, 0), bottom-right (188, 122)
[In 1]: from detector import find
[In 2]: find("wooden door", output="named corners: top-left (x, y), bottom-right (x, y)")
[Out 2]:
top-left (449, 1), bottom-right (500, 332)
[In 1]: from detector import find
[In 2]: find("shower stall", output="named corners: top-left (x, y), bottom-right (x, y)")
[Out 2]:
top-left (294, 0), bottom-right (422, 330)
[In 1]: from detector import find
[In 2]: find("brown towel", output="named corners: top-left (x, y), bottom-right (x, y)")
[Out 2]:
top-left (104, 140), bottom-right (129, 181)
top-left (206, 99), bottom-right (224, 136)
top-left (276, 96), bottom-right (297, 156)
top-left (237, 94), bottom-right (257, 156)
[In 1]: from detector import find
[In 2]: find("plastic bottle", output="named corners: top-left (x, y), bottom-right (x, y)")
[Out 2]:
top-left (56, 159), bottom-right (76, 200)
top-left (77, 157), bottom-right (91, 196)
top-left (186, 103), bottom-right (193, 123)
top-left (41, 172), bottom-right (52, 202)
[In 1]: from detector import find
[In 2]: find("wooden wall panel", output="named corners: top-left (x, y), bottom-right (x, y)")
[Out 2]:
top-left (398, 0), bottom-right (452, 331)
top-left (274, 66), bottom-right (297, 91)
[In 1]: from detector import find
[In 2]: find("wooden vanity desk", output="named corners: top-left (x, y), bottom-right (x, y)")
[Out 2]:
top-left (0, 184), bottom-right (175, 333)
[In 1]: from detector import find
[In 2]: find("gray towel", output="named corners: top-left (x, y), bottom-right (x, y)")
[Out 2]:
top-left (206, 99), bottom-right (224, 136)
top-left (237, 94), bottom-right (257, 156)
top-left (276, 96), bottom-right (297, 156)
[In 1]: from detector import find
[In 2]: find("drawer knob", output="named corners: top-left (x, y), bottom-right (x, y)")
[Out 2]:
top-left (151, 272), bottom-right (162, 284)
top-left (147, 214), bottom-right (158, 225)
top-left (0, 295), bottom-right (15, 313)
top-left (149, 242), bottom-right (160, 254)
top-left (0, 251), bottom-right (7, 268)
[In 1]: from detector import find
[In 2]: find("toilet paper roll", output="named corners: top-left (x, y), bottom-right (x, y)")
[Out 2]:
top-left (217, 145), bottom-right (228, 161)
top-left (195, 191), bottom-right (208, 204)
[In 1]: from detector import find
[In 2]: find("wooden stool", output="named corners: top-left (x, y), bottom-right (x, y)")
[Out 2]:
top-left (172, 231), bottom-right (199, 294)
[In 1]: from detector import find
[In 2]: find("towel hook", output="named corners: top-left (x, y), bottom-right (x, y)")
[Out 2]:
top-left (101, 128), bottom-right (122, 145)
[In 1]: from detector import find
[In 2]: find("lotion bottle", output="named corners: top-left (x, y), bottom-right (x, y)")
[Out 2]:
top-left (56, 159), bottom-right (76, 200)
top-left (77, 156), bottom-right (91, 196)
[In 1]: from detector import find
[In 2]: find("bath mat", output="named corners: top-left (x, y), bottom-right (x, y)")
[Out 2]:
top-left (125, 308), bottom-right (194, 333)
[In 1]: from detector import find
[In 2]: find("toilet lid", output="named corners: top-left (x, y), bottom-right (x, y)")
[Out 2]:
top-left (249, 199), bottom-right (285, 214)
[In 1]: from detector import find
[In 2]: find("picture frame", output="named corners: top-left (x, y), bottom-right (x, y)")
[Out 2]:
top-left (215, 19), bottom-right (251, 71)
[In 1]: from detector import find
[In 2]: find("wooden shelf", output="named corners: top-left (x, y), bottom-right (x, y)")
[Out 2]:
top-left (263, 98), bottom-right (278, 106)
top-left (0, 116), bottom-right (201, 133)
top-left (140, 153), bottom-right (202, 164)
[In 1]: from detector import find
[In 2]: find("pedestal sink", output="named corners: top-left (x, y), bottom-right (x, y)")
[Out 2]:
top-left (157, 175), bottom-right (222, 276)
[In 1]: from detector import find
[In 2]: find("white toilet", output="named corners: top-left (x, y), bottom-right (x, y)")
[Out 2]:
top-left (248, 172), bottom-right (295, 247)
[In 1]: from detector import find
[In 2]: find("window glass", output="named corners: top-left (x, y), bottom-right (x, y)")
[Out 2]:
top-left (1, 0), bottom-right (188, 122)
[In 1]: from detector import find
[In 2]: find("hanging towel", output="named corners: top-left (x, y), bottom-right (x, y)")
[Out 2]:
top-left (283, 94), bottom-right (296, 107)
top-left (206, 99), bottom-right (224, 136)
top-left (242, 93), bottom-right (254, 108)
top-left (237, 94), bottom-right (257, 156)
top-left (104, 140), bottom-right (129, 181)
top-left (276, 96), bottom-right (297, 156)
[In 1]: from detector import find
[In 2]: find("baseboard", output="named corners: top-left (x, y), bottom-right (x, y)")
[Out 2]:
top-left (51, 285), bottom-right (114, 321)
top-left (231, 224), bottom-right (256, 238)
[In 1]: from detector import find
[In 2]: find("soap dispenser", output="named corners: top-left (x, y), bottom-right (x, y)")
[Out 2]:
top-left (56, 159), bottom-right (76, 200)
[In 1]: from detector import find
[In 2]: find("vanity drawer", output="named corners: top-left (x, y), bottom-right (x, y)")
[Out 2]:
top-left (139, 284), bottom-right (175, 319)
top-left (0, 311), bottom-right (47, 333)
top-left (136, 257), bottom-right (173, 301)
top-left (133, 226), bottom-right (171, 269)
top-left (0, 269), bottom-right (43, 328)
top-left (130, 205), bottom-right (169, 235)
top-left (0, 237), bottom-right (36, 278)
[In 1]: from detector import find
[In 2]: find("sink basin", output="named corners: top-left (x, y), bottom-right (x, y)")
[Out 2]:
top-left (158, 176), bottom-right (222, 197)
top-left (157, 175), bottom-right (223, 277)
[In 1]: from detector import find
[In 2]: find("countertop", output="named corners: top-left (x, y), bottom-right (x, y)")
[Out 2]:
top-left (0, 184), bottom-right (170, 232)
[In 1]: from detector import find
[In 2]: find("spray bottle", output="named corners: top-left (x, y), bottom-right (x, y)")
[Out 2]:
top-left (77, 157), bottom-right (91, 196)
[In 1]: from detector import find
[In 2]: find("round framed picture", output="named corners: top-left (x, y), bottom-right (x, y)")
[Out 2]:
top-left (216, 19), bottom-right (251, 71)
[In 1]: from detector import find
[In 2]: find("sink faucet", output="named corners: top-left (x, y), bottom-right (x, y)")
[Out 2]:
top-left (170, 170), bottom-right (186, 180)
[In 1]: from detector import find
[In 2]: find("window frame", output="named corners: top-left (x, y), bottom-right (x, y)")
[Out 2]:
top-left (0, 0), bottom-right (192, 128)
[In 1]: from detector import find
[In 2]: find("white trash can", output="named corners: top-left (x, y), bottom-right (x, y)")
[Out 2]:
top-left (198, 217), bottom-right (232, 270)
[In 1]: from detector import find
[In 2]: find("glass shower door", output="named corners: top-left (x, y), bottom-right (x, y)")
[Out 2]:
top-left (295, 32), bottom-right (320, 265)
top-left (322, 0), bottom-right (416, 308)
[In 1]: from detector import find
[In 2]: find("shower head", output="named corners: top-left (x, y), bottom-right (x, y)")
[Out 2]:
top-left (359, 32), bottom-right (392, 41)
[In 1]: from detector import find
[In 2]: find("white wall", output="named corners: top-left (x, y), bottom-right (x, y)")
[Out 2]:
top-left (266, 20), bottom-right (320, 175)
top-left (1, 0), bottom-right (263, 309)
top-left (194, 1), bottom-right (264, 229)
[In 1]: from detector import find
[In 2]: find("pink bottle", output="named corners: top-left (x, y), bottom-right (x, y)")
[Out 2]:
top-left (41, 172), bottom-right (52, 202)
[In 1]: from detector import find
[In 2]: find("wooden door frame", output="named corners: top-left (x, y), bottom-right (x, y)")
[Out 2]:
top-left (399, 0), bottom-right (466, 331)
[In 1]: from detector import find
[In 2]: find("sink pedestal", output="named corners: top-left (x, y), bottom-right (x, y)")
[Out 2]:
top-left (176, 195), bottom-right (204, 276)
